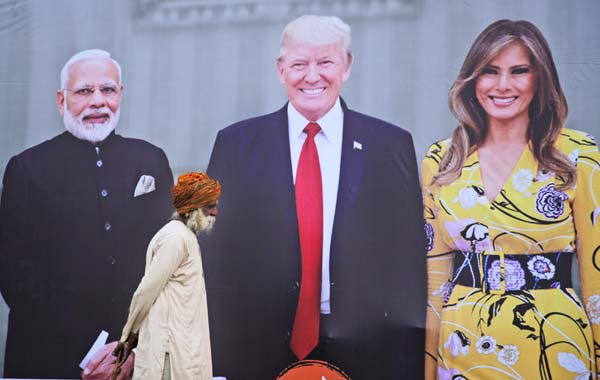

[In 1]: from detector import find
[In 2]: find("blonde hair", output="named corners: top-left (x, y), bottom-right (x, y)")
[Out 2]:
top-left (278, 15), bottom-right (352, 64)
top-left (435, 19), bottom-right (574, 189)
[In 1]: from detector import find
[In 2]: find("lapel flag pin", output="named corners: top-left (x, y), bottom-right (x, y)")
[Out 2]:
top-left (353, 141), bottom-right (362, 150)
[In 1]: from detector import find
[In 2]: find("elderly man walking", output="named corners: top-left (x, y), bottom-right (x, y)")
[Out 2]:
top-left (204, 15), bottom-right (425, 379)
top-left (111, 172), bottom-right (220, 380)
top-left (0, 49), bottom-right (173, 378)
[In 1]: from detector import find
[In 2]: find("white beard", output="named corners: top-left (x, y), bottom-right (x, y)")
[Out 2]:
top-left (186, 209), bottom-right (216, 233)
top-left (63, 106), bottom-right (120, 143)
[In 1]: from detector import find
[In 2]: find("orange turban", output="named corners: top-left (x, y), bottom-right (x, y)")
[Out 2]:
top-left (171, 172), bottom-right (221, 215)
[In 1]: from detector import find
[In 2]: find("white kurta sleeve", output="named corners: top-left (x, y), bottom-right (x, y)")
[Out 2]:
top-left (119, 229), bottom-right (186, 342)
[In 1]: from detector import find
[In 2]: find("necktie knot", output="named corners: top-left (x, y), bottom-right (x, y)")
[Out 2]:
top-left (304, 122), bottom-right (321, 139)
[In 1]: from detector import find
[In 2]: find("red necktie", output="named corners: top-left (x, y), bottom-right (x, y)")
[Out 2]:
top-left (290, 122), bottom-right (323, 360)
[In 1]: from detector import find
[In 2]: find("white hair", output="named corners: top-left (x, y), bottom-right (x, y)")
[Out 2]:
top-left (279, 15), bottom-right (352, 61)
top-left (60, 49), bottom-right (122, 89)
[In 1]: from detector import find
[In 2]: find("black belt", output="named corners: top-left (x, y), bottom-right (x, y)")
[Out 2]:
top-left (453, 251), bottom-right (573, 293)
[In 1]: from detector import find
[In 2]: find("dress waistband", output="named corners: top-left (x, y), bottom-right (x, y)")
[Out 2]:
top-left (452, 251), bottom-right (573, 293)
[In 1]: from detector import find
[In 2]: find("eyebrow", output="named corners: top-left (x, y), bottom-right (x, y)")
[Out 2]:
top-left (74, 81), bottom-right (118, 87)
top-left (287, 54), bottom-right (336, 62)
top-left (485, 63), bottom-right (531, 69)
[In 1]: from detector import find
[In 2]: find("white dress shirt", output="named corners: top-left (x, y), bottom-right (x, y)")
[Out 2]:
top-left (288, 98), bottom-right (343, 314)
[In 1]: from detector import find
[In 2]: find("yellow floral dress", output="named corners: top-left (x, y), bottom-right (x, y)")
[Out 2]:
top-left (423, 129), bottom-right (600, 380)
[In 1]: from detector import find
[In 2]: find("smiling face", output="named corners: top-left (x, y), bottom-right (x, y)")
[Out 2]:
top-left (475, 42), bottom-right (536, 129)
top-left (56, 58), bottom-right (123, 142)
top-left (277, 40), bottom-right (351, 121)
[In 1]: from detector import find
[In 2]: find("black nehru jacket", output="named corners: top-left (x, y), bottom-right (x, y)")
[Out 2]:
top-left (0, 131), bottom-right (174, 378)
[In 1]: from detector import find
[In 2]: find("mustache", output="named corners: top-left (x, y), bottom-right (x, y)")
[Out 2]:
top-left (79, 107), bottom-right (113, 122)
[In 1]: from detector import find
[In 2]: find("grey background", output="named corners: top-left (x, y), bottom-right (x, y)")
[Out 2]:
top-left (0, 0), bottom-right (599, 376)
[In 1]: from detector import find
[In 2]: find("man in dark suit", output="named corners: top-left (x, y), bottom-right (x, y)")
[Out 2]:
top-left (203, 15), bottom-right (425, 379)
top-left (0, 49), bottom-right (174, 378)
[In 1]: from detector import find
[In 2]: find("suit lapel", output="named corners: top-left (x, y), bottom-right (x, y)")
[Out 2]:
top-left (335, 100), bottom-right (366, 212)
top-left (259, 104), bottom-right (301, 251)
top-left (328, 99), bottom-right (367, 312)
top-left (262, 104), bottom-right (294, 191)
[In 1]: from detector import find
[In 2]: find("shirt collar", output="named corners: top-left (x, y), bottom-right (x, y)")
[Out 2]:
top-left (287, 98), bottom-right (344, 144)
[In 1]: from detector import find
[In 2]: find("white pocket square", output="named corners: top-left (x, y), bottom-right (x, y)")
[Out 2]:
top-left (134, 175), bottom-right (156, 197)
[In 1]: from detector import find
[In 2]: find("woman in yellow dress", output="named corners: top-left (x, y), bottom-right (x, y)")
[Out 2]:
top-left (423, 20), bottom-right (600, 380)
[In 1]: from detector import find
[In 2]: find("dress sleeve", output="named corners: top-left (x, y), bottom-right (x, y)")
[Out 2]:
top-left (572, 134), bottom-right (600, 375)
top-left (119, 229), bottom-right (186, 342)
top-left (422, 145), bottom-right (455, 380)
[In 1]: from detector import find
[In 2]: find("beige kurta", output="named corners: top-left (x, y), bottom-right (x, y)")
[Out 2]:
top-left (120, 220), bottom-right (212, 380)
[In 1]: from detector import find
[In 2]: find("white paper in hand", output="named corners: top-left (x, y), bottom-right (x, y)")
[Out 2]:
top-left (79, 330), bottom-right (109, 369)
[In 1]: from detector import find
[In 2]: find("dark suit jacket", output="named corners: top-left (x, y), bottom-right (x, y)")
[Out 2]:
top-left (0, 131), bottom-right (174, 378)
top-left (203, 100), bottom-right (426, 380)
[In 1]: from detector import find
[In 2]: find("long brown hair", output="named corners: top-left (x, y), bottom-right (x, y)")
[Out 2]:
top-left (434, 19), bottom-right (574, 189)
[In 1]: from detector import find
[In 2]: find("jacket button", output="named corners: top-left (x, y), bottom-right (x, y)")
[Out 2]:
top-left (101, 189), bottom-right (108, 197)
top-left (96, 160), bottom-right (103, 167)
top-left (292, 281), bottom-right (299, 290)
top-left (107, 256), bottom-right (117, 265)
top-left (104, 222), bottom-right (111, 231)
